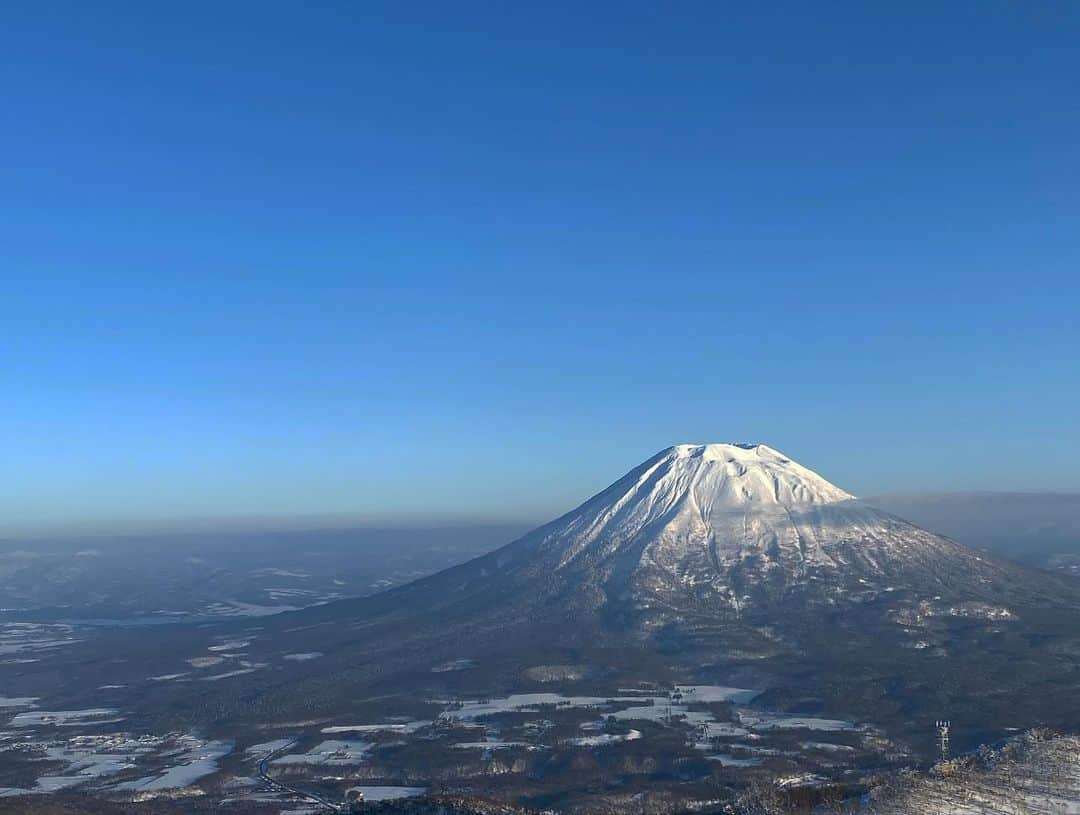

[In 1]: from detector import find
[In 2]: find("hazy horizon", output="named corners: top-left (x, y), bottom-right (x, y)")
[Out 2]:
top-left (5, 484), bottom-right (1080, 541)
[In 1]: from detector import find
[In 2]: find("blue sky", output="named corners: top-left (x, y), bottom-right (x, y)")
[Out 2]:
top-left (3, 2), bottom-right (1078, 533)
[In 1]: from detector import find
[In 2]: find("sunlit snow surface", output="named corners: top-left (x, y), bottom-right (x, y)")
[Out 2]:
top-left (566, 729), bottom-right (642, 746)
top-left (858, 732), bottom-right (1080, 815)
top-left (441, 685), bottom-right (760, 721)
top-left (536, 443), bottom-right (857, 574)
top-left (429, 685), bottom-right (865, 758)
top-left (0, 733), bottom-right (232, 797)
top-left (322, 722), bottom-right (427, 734)
top-left (0, 696), bottom-right (38, 708)
top-left (282, 651), bottom-right (323, 661)
top-left (348, 785), bottom-right (426, 801)
top-left (112, 740), bottom-right (232, 791)
top-left (0, 623), bottom-right (82, 658)
top-left (486, 443), bottom-right (1018, 624)
top-left (9, 709), bottom-right (120, 727)
top-left (271, 739), bottom-right (370, 766)
top-left (708, 753), bottom-right (762, 767)
top-left (245, 738), bottom-right (296, 756)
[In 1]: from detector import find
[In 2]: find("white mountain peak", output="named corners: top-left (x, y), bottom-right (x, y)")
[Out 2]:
top-left (647, 442), bottom-right (855, 507)
top-left (410, 439), bottom-right (1064, 632)
top-left (529, 443), bottom-right (860, 574)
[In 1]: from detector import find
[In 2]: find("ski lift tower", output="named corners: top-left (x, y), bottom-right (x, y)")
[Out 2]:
top-left (935, 720), bottom-right (950, 761)
top-left (665, 688), bottom-right (683, 724)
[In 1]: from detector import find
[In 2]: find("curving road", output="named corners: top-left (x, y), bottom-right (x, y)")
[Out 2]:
top-left (255, 740), bottom-right (342, 812)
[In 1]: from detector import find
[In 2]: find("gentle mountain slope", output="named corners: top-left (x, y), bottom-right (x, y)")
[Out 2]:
top-left (353, 443), bottom-right (1078, 636)
top-left (128, 444), bottom-right (1080, 753)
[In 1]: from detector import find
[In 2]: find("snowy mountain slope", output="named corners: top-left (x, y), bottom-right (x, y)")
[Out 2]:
top-left (401, 443), bottom-right (1079, 629)
top-left (126, 443), bottom-right (1080, 759)
top-left (858, 731), bottom-right (1080, 814)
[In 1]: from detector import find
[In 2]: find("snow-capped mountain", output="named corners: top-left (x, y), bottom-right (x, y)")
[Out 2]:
top-left (423, 443), bottom-right (1071, 631)
top-left (194, 443), bottom-right (1080, 761)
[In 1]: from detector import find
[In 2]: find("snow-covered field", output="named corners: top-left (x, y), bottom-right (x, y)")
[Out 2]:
top-left (0, 732), bottom-right (232, 797)
top-left (345, 785), bottom-right (426, 801)
top-left (0, 696), bottom-right (38, 708)
top-left (9, 709), bottom-right (120, 727)
top-left (271, 739), bottom-right (370, 766)
top-left (322, 721), bottom-right (427, 734)
top-left (0, 623), bottom-right (81, 659)
top-left (112, 739), bottom-right (232, 792)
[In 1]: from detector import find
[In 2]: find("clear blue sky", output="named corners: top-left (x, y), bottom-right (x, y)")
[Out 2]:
top-left (3, 2), bottom-right (1078, 533)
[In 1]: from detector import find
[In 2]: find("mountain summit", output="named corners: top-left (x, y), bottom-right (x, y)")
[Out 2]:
top-left (535, 442), bottom-right (855, 573)
top-left (492, 442), bottom-right (980, 618)
top-left (230, 442), bottom-right (1080, 762)
top-left (589, 443), bottom-right (855, 516)
top-left (355, 442), bottom-right (1076, 640)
